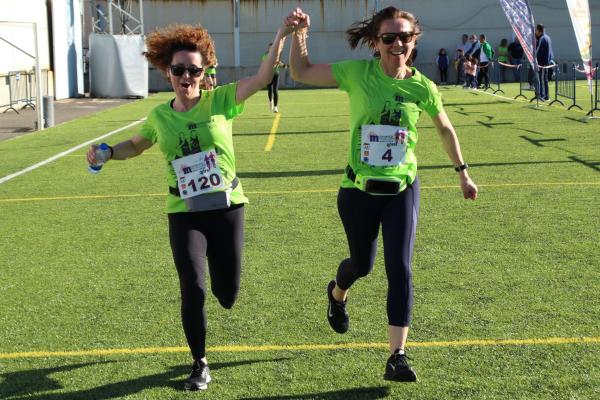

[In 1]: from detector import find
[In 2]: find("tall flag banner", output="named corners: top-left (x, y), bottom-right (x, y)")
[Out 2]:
top-left (499, 0), bottom-right (538, 72)
top-left (566, 0), bottom-right (593, 93)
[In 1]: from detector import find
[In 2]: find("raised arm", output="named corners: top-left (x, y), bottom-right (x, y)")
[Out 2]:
top-left (287, 8), bottom-right (337, 87)
top-left (431, 111), bottom-right (478, 200)
top-left (86, 134), bottom-right (153, 165)
top-left (235, 26), bottom-right (290, 104)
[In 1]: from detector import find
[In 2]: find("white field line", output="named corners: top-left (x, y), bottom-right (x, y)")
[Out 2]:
top-left (0, 118), bottom-right (146, 185)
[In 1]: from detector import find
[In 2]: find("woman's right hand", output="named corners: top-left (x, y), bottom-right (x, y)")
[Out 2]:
top-left (284, 8), bottom-right (310, 34)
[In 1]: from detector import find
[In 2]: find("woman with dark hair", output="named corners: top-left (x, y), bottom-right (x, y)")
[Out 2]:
top-left (286, 7), bottom-right (477, 381)
top-left (262, 42), bottom-right (288, 112)
top-left (86, 22), bottom-right (290, 391)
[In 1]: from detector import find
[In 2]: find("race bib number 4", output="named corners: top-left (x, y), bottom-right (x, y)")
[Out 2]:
top-left (361, 125), bottom-right (408, 167)
top-left (171, 150), bottom-right (225, 199)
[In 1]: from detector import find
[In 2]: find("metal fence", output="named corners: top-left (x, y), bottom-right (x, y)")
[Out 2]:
top-left (1, 70), bottom-right (47, 113)
top-left (513, 62), bottom-right (532, 100)
top-left (587, 63), bottom-right (600, 117)
top-left (549, 63), bottom-right (582, 110)
top-left (486, 62), bottom-right (505, 95)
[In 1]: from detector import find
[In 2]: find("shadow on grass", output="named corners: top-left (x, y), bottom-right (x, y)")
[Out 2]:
top-left (568, 156), bottom-right (600, 173)
top-left (234, 129), bottom-right (347, 137)
top-left (240, 386), bottom-right (390, 400)
top-left (519, 136), bottom-right (567, 147)
top-left (240, 114), bottom-right (350, 120)
top-left (0, 361), bottom-right (112, 398)
top-left (238, 169), bottom-right (343, 179)
top-left (238, 159), bottom-right (579, 179)
top-left (2, 358), bottom-right (289, 400)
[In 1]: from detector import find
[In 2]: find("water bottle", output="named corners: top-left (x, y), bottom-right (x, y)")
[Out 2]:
top-left (88, 143), bottom-right (111, 174)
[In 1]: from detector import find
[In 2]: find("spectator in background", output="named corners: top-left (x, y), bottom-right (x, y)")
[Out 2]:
top-left (497, 38), bottom-right (509, 83)
top-left (205, 64), bottom-right (217, 88)
top-left (508, 37), bottom-right (524, 82)
top-left (535, 24), bottom-right (553, 100)
top-left (477, 34), bottom-right (494, 88)
top-left (436, 48), bottom-right (449, 84)
top-left (262, 43), bottom-right (288, 112)
top-left (453, 48), bottom-right (464, 85)
top-left (464, 34), bottom-right (480, 57)
top-left (455, 34), bottom-right (469, 84)
top-left (464, 54), bottom-right (478, 89)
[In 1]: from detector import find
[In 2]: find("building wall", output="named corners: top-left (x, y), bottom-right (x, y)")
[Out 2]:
top-left (0, 0), bottom-right (54, 111)
top-left (137, 0), bottom-right (600, 90)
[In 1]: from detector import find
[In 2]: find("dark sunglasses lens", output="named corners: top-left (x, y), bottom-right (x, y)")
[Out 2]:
top-left (188, 67), bottom-right (203, 76)
top-left (399, 33), bottom-right (413, 43)
top-left (170, 65), bottom-right (185, 76)
top-left (381, 34), bottom-right (396, 45)
top-left (380, 33), bottom-right (413, 45)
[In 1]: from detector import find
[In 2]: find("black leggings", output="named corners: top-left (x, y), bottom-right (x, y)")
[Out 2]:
top-left (336, 178), bottom-right (420, 326)
top-left (439, 67), bottom-right (448, 82)
top-left (478, 62), bottom-right (490, 87)
top-left (168, 205), bottom-right (244, 360)
top-left (267, 73), bottom-right (280, 106)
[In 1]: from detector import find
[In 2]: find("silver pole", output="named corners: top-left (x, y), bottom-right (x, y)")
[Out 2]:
top-left (139, 0), bottom-right (144, 35)
top-left (33, 22), bottom-right (44, 131)
top-left (233, 0), bottom-right (240, 68)
top-left (108, 0), bottom-right (113, 34)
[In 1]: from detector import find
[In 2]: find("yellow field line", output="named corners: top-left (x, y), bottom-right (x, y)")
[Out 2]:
top-left (1, 181), bottom-right (600, 203)
top-left (264, 113), bottom-right (281, 151)
top-left (2, 336), bottom-right (599, 360)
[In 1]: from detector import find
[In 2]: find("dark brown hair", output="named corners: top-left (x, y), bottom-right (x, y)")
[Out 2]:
top-left (144, 24), bottom-right (217, 75)
top-left (346, 7), bottom-right (422, 51)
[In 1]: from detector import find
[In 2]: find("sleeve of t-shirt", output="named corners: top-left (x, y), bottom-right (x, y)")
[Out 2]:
top-left (331, 59), bottom-right (362, 92)
top-left (213, 82), bottom-right (245, 119)
top-left (421, 79), bottom-right (444, 118)
top-left (139, 110), bottom-right (157, 143)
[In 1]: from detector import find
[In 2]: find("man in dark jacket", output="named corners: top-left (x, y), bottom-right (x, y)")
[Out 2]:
top-left (508, 38), bottom-right (524, 82)
top-left (535, 24), bottom-right (554, 100)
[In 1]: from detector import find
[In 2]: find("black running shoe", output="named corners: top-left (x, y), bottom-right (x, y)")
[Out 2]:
top-left (327, 280), bottom-right (349, 334)
top-left (183, 360), bottom-right (212, 391)
top-left (383, 349), bottom-right (417, 382)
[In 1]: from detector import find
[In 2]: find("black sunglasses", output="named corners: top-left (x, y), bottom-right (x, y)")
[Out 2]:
top-left (169, 64), bottom-right (204, 77)
top-left (378, 32), bottom-right (415, 45)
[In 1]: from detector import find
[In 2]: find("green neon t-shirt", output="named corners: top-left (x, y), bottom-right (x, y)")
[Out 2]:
top-left (139, 82), bottom-right (247, 213)
top-left (331, 58), bottom-right (444, 189)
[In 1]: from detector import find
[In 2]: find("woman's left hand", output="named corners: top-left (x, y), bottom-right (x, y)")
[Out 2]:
top-left (460, 176), bottom-right (478, 200)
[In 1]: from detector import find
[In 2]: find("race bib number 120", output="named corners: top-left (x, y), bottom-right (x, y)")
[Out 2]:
top-left (361, 125), bottom-right (408, 167)
top-left (171, 150), bottom-right (225, 199)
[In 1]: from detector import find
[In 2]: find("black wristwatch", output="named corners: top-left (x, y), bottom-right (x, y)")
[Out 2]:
top-left (454, 163), bottom-right (468, 172)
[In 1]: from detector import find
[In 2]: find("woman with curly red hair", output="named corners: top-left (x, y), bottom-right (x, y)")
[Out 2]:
top-left (87, 22), bottom-right (291, 391)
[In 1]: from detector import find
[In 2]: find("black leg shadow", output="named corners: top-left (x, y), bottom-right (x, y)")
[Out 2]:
top-left (240, 386), bottom-right (391, 400)
top-left (3, 357), bottom-right (290, 400)
top-left (0, 361), bottom-right (113, 398)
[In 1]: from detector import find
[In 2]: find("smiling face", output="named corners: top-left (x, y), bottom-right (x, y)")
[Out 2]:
top-left (374, 18), bottom-right (416, 71)
top-left (167, 50), bottom-right (204, 100)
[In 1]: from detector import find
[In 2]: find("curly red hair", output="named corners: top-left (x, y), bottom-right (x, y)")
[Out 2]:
top-left (144, 24), bottom-right (217, 75)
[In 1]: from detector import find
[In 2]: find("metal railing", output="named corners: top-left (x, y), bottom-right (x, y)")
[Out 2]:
top-left (586, 63), bottom-right (600, 117)
top-left (2, 70), bottom-right (49, 113)
top-left (487, 61), bottom-right (505, 95)
top-left (514, 62), bottom-right (531, 100)
top-left (549, 63), bottom-right (582, 110)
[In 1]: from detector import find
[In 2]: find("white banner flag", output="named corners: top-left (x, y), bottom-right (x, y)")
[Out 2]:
top-left (566, 0), bottom-right (593, 93)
